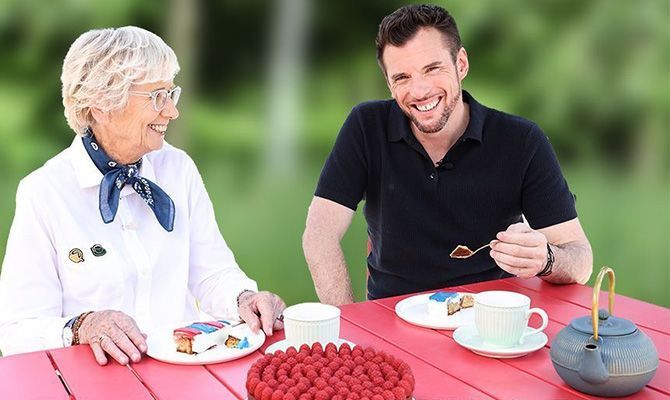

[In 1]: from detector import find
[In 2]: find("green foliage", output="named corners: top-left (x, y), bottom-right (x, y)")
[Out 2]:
top-left (0, 1), bottom-right (667, 308)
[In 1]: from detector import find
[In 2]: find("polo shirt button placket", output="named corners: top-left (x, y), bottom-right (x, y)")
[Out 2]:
top-left (429, 172), bottom-right (435, 180)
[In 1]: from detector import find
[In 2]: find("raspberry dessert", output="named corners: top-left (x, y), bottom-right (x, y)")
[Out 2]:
top-left (246, 342), bottom-right (414, 400)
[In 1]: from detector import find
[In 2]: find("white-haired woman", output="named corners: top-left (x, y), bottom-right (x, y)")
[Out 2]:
top-left (0, 26), bottom-right (285, 366)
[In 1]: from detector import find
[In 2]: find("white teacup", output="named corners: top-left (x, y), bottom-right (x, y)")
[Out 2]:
top-left (282, 302), bottom-right (340, 347)
top-left (474, 290), bottom-right (548, 348)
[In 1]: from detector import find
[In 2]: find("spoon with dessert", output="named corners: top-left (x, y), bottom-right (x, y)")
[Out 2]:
top-left (449, 243), bottom-right (491, 259)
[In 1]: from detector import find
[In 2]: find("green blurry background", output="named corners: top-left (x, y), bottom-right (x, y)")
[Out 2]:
top-left (0, 0), bottom-right (667, 308)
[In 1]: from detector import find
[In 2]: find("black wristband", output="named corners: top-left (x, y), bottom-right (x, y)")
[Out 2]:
top-left (536, 244), bottom-right (555, 277)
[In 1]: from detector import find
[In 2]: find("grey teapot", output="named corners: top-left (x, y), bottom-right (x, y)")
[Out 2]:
top-left (550, 267), bottom-right (658, 397)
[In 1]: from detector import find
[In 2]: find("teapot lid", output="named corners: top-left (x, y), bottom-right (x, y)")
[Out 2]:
top-left (571, 309), bottom-right (637, 336)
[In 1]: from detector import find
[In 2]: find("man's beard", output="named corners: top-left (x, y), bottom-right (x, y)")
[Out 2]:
top-left (409, 87), bottom-right (461, 134)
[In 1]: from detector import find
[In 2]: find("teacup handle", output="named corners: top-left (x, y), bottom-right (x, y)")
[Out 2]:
top-left (521, 308), bottom-right (548, 343)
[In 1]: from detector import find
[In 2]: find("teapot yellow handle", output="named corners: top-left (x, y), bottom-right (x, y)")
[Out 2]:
top-left (592, 266), bottom-right (615, 341)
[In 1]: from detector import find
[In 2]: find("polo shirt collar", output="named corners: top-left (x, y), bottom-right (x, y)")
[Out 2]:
top-left (68, 134), bottom-right (157, 193)
top-left (388, 89), bottom-right (486, 143)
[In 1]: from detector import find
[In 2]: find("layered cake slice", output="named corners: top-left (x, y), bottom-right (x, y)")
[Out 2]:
top-left (173, 320), bottom-right (249, 354)
top-left (428, 291), bottom-right (475, 316)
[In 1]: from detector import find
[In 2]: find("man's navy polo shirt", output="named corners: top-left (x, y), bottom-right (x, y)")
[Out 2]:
top-left (315, 90), bottom-right (577, 299)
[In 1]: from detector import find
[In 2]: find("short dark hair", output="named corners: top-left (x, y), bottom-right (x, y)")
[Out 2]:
top-left (375, 4), bottom-right (462, 72)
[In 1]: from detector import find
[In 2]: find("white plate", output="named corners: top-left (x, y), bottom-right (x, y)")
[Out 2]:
top-left (394, 292), bottom-right (475, 330)
top-left (265, 338), bottom-right (356, 354)
top-left (453, 325), bottom-right (547, 358)
top-left (146, 321), bottom-right (265, 365)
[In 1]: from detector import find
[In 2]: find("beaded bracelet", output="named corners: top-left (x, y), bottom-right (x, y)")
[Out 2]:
top-left (72, 311), bottom-right (94, 345)
top-left (236, 289), bottom-right (255, 308)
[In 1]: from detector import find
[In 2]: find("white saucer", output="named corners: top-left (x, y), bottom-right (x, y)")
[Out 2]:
top-left (265, 338), bottom-right (356, 354)
top-left (395, 292), bottom-right (476, 330)
top-left (453, 325), bottom-right (547, 358)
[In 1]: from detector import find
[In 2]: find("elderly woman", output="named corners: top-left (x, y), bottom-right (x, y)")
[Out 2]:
top-left (0, 26), bottom-right (285, 365)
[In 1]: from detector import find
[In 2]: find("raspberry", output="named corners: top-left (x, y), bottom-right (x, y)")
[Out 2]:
top-left (311, 342), bottom-right (323, 354)
top-left (339, 342), bottom-right (351, 353)
top-left (313, 391), bottom-right (329, 400)
top-left (284, 378), bottom-right (296, 387)
top-left (271, 390), bottom-right (284, 400)
top-left (344, 359), bottom-right (355, 370)
top-left (266, 378), bottom-right (279, 389)
top-left (247, 376), bottom-right (261, 393)
top-left (299, 344), bottom-right (311, 353)
top-left (254, 382), bottom-right (268, 399)
top-left (361, 389), bottom-right (373, 398)
top-left (332, 396), bottom-right (344, 400)
top-left (337, 386), bottom-right (350, 396)
top-left (298, 394), bottom-right (312, 400)
top-left (325, 342), bottom-right (337, 353)
top-left (392, 387), bottom-right (406, 400)
top-left (296, 382), bottom-right (309, 393)
top-left (307, 387), bottom-right (318, 396)
top-left (328, 375), bottom-right (339, 385)
top-left (319, 367), bottom-right (332, 378)
top-left (381, 390), bottom-right (396, 400)
top-left (382, 381), bottom-right (394, 390)
top-left (283, 394), bottom-right (297, 400)
top-left (351, 384), bottom-right (364, 394)
top-left (312, 361), bottom-right (324, 370)
top-left (305, 369), bottom-right (319, 381)
top-left (286, 346), bottom-right (298, 356)
top-left (354, 356), bottom-right (366, 366)
top-left (398, 380), bottom-right (412, 397)
top-left (314, 377), bottom-right (328, 390)
top-left (351, 347), bottom-right (363, 358)
top-left (261, 386), bottom-right (273, 400)
top-left (348, 393), bottom-right (361, 400)
top-left (371, 395), bottom-right (385, 400)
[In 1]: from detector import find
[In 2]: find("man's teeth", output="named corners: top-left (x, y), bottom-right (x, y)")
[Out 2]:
top-left (416, 99), bottom-right (439, 112)
top-left (149, 124), bottom-right (167, 133)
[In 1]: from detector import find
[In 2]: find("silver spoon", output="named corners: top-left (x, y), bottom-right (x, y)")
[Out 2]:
top-left (449, 243), bottom-right (491, 259)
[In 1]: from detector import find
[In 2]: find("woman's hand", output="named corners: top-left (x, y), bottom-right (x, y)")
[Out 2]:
top-left (77, 310), bottom-right (147, 366)
top-left (237, 291), bottom-right (286, 336)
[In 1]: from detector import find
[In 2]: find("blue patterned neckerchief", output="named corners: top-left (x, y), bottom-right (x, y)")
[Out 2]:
top-left (82, 128), bottom-right (175, 232)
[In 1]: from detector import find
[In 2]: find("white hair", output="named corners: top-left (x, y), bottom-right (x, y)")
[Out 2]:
top-left (61, 26), bottom-right (180, 134)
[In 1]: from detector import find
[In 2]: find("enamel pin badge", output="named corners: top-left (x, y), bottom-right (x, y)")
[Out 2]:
top-left (68, 248), bottom-right (84, 263)
top-left (90, 244), bottom-right (107, 257)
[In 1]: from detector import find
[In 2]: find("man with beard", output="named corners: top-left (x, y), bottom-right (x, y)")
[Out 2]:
top-left (303, 4), bottom-right (593, 304)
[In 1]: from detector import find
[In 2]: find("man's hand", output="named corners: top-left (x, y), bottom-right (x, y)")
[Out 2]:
top-left (77, 310), bottom-right (147, 366)
top-left (490, 223), bottom-right (548, 279)
top-left (238, 291), bottom-right (285, 336)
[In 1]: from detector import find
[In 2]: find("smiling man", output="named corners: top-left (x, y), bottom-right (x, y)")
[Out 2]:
top-left (303, 4), bottom-right (593, 304)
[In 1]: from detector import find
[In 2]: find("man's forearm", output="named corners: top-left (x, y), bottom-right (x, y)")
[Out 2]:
top-left (542, 240), bottom-right (593, 284)
top-left (303, 236), bottom-right (355, 305)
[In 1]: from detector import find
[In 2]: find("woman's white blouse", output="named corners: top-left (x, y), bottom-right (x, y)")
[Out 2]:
top-left (0, 137), bottom-right (258, 355)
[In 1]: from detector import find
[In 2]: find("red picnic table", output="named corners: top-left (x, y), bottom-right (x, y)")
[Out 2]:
top-left (0, 277), bottom-right (668, 400)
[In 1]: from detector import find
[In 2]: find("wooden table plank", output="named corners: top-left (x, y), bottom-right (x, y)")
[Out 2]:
top-left (206, 350), bottom-right (265, 399)
top-left (0, 351), bottom-right (69, 400)
top-left (49, 345), bottom-right (153, 400)
top-left (342, 302), bottom-right (588, 400)
top-left (337, 317), bottom-right (494, 400)
top-left (130, 357), bottom-right (238, 399)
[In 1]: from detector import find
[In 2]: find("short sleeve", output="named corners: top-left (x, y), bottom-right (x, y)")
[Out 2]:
top-left (314, 106), bottom-right (368, 211)
top-left (521, 125), bottom-right (578, 229)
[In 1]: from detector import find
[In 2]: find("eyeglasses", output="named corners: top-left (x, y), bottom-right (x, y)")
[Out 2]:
top-left (128, 86), bottom-right (181, 112)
